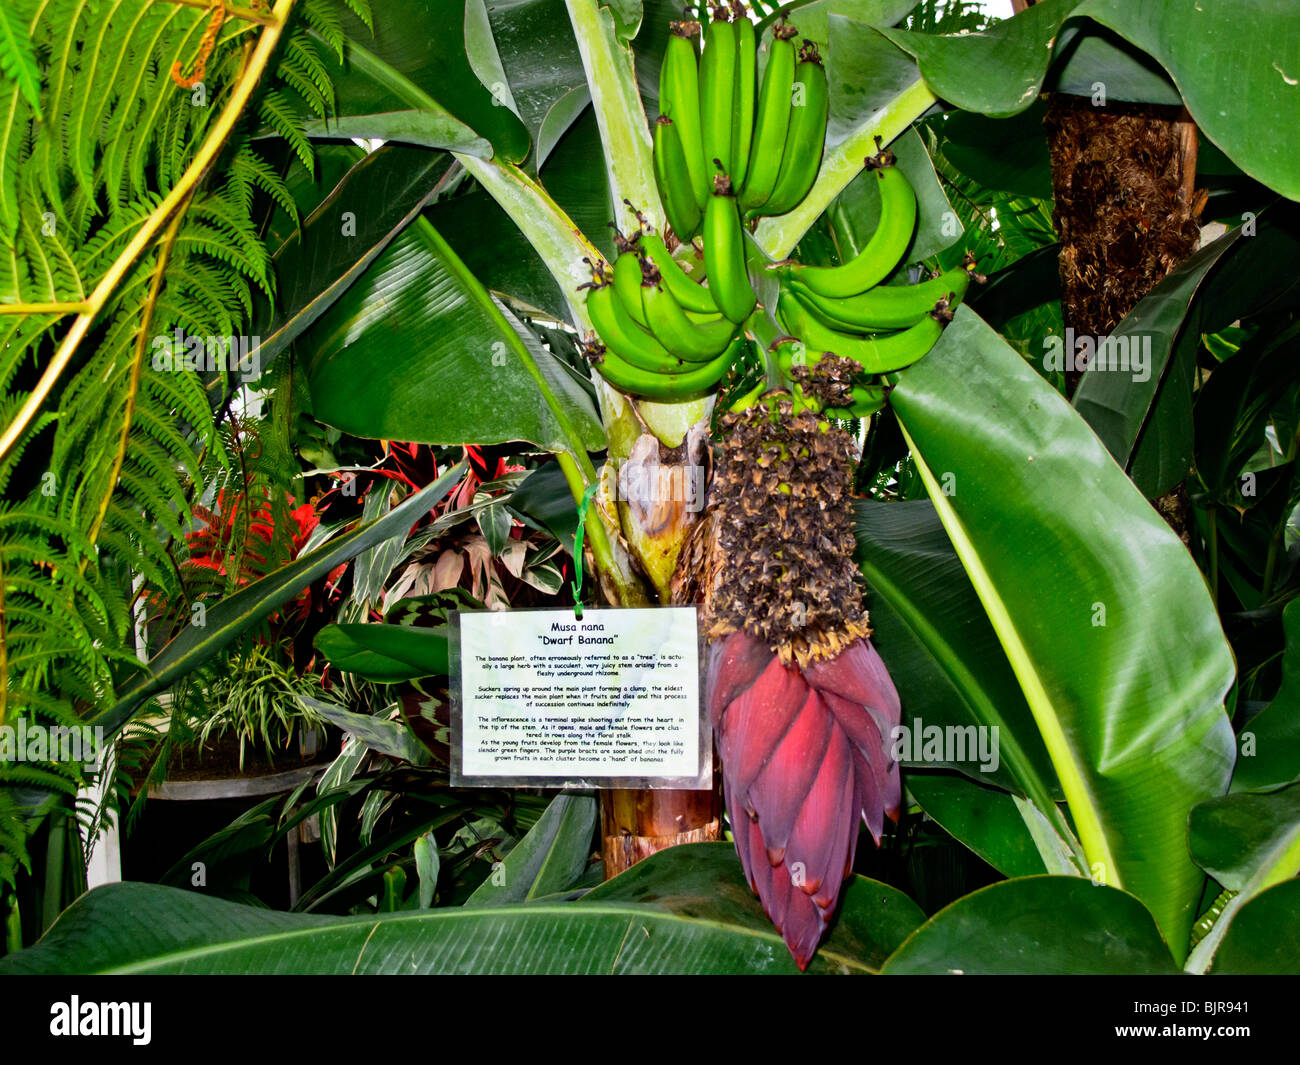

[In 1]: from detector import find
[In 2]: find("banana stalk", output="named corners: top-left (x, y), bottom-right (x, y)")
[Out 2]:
top-left (565, 0), bottom-right (665, 232)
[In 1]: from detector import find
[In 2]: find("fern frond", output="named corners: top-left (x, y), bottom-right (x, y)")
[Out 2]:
top-left (259, 90), bottom-right (314, 176)
top-left (0, 3), bottom-right (41, 113)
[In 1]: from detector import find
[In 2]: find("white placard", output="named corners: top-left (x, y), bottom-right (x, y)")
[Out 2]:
top-left (452, 607), bottom-right (707, 788)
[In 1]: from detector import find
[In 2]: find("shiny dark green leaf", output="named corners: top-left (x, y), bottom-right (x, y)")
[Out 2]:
top-left (313, 623), bottom-right (450, 682)
top-left (1208, 879), bottom-right (1300, 974)
top-left (301, 215), bottom-right (604, 455)
top-left (854, 500), bottom-right (1063, 804)
top-left (330, 0), bottom-right (530, 163)
top-left (258, 146), bottom-right (459, 368)
top-left (881, 876), bottom-right (1178, 974)
top-left (879, 0), bottom-right (1300, 200)
top-left (1189, 783), bottom-right (1300, 893)
top-left (1234, 600), bottom-right (1300, 794)
top-left (905, 772), bottom-right (1049, 879)
top-left (0, 844), bottom-right (922, 974)
top-left (465, 792), bottom-right (597, 906)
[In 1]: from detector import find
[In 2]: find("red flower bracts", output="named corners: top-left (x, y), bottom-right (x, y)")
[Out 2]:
top-left (707, 630), bottom-right (901, 968)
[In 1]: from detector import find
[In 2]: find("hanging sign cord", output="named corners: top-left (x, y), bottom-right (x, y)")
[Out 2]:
top-left (570, 482), bottom-right (601, 620)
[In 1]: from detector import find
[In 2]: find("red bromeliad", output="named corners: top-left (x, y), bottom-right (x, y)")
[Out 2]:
top-left (184, 488), bottom-right (339, 608)
top-left (676, 394), bottom-right (901, 969)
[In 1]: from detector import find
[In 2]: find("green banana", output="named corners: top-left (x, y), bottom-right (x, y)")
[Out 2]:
top-left (699, 11), bottom-right (737, 181)
top-left (612, 250), bottom-right (650, 327)
top-left (591, 333), bottom-right (742, 401)
top-left (640, 233), bottom-right (718, 314)
top-left (684, 307), bottom-right (726, 325)
top-left (728, 380), bottom-right (766, 411)
top-left (731, 12), bottom-right (756, 190)
top-left (787, 154), bottom-right (917, 298)
top-left (586, 282), bottom-right (684, 374)
top-left (777, 290), bottom-right (943, 374)
top-left (823, 385), bottom-right (888, 420)
top-left (660, 19), bottom-right (709, 210)
top-left (642, 267), bottom-right (738, 361)
top-left (790, 264), bottom-right (972, 332)
top-left (703, 174), bottom-right (756, 324)
top-left (760, 41), bottom-right (828, 217)
top-left (653, 116), bottom-right (703, 240)
top-left (739, 22), bottom-right (797, 211)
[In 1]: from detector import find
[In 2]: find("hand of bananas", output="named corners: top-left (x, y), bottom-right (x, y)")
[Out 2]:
top-left (581, 3), bottom-right (980, 413)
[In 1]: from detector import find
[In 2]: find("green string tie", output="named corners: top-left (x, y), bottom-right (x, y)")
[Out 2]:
top-left (570, 481), bottom-right (600, 620)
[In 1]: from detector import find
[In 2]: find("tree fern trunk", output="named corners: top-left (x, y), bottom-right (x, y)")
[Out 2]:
top-left (1043, 93), bottom-right (1201, 536)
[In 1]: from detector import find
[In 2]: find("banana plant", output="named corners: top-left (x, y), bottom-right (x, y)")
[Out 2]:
top-left (262, 0), bottom-right (1291, 971)
top-left (4, 0), bottom-right (1299, 976)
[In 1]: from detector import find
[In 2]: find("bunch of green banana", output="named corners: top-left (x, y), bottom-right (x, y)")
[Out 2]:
top-left (780, 149), bottom-right (918, 299)
top-left (580, 240), bottom-right (745, 401)
top-left (767, 152), bottom-right (981, 378)
top-left (654, 6), bottom-right (828, 235)
top-left (587, 13), bottom-right (975, 408)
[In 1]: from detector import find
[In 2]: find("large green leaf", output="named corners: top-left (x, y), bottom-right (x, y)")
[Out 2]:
top-left (1191, 783), bottom-right (1300, 893)
top-left (92, 465), bottom-right (466, 738)
top-left (1208, 878), bottom-right (1300, 974)
top-left (1233, 599), bottom-right (1300, 794)
top-left (0, 845), bottom-right (922, 974)
top-left (579, 844), bottom-right (927, 974)
top-left (312, 0), bottom-right (606, 328)
top-left (878, 0), bottom-right (1077, 118)
top-left (1184, 782), bottom-right (1300, 972)
top-left (890, 306), bottom-right (1236, 958)
top-left (881, 876), bottom-right (1179, 974)
top-left (465, 792), bottom-right (597, 906)
top-left (879, 0), bottom-right (1300, 200)
top-left (1046, 23), bottom-right (1181, 106)
top-left (484, 0), bottom-right (589, 170)
top-left (301, 215), bottom-right (604, 456)
top-left (257, 145), bottom-right (459, 369)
